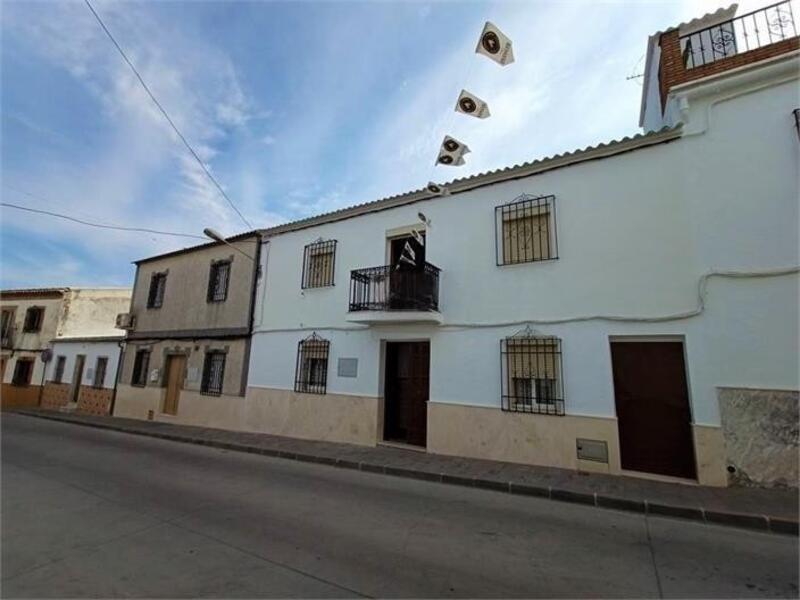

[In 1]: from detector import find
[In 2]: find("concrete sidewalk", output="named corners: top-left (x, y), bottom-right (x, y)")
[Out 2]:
top-left (12, 408), bottom-right (798, 535)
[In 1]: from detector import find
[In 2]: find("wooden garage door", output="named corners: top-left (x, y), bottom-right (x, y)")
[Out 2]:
top-left (610, 341), bottom-right (696, 479)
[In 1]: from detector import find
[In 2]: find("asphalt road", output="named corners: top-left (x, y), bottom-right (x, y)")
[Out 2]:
top-left (1, 413), bottom-right (798, 599)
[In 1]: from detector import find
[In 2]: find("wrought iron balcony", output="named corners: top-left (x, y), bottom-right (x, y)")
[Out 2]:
top-left (349, 262), bottom-right (440, 315)
top-left (681, 1), bottom-right (797, 69)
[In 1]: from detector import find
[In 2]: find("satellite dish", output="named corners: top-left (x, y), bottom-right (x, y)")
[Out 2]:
top-left (41, 349), bottom-right (53, 363)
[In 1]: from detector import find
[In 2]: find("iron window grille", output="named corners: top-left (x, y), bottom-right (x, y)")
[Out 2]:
top-left (495, 194), bottom-right (558, 266)
top-left (53, 356), bottom-right (66, 383)
top-left (12, 358), bottom-right (34, 386)
top-left (501, 333), bottom-right (564, 416)
top-left (201, 350), bottom-right (226, 396)
top-left (794, 108), bottom-right (800, 140)
top-left (131, 350), bottom-right (150, 387)
top-left (94, 357), bottom-right (108, 388)
top-left (147, 272), bottom-right (167, 308)
top-left (207, 260), bottom-right (231, 303)
top-left (301, 240), bottom-right (337, 289)
top-left (23, 306), bottom-right (44, 332)
top-left (294, 333), bottom-right (330, 394)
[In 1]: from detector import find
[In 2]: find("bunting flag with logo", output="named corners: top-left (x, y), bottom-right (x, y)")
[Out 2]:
top-left (436, 135), bottom-right (470, 166)
top-left (426, 182), bottom-right (450, 196)
top-left (455, 89), bottom-right (490, 119)
top-left (395, 241), bottom-right (417, 270)
top-left (476, 21), bottom-right (514, 66)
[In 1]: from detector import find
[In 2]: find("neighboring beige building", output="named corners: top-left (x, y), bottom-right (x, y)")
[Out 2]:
top-left (114, 232), bottom-right (262, 425)
top-left (1, 287), bottom-right (131, 409)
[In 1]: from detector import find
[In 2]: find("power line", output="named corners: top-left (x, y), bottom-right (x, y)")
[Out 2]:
top-left (83, 0), bottom-right (253, 230)
top-left (1, 200), bottom-right (207, 240)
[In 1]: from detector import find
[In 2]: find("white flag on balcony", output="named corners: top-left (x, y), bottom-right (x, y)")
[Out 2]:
top-left (455, 89), bottom-right (490, 119)
top-left (476, 21), bottom-right (514, 66)
top-left (436, 135), bottom-right (470, 166)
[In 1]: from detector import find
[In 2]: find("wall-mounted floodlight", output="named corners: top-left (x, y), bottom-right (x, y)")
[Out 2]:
top-left (203, 228), bottom-right (255, 261)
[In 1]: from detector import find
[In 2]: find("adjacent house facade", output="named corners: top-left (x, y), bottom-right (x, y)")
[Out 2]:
top-left (1, 287), bottom-right (132, 410)
top-left (113, 232), bottom-right (262, 426)
top-left (40, 336), bottom-right (124, 416)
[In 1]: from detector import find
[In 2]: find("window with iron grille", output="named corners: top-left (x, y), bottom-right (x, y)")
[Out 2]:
top-left (501, 335), bottom-right (564, 415)
top-left (294, 333), bottom-right (330, 394)
top-left (207, 260), bottom-right (231, 303)
top-left (94, 356), bottom-right (108, 388)
top-left (301, 240), bottom-right (337, 288)
top-left (147, 272), bottom-right (167, 308)
top-left (495, 194), bottom-right (557, 266)
top-left (132, 349), bottom-right (150, 387)
top-left (53, 356), bottom-right (66, 383)
top-left (201, 351), bottom-right (226, 396)
top-left (23, 306), bottom-right (44, 332)
top-left (12, 358), bottom-right (34, 386)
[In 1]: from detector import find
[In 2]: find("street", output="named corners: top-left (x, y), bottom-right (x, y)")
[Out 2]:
top-left (1, 413), bottom-right (798, 599)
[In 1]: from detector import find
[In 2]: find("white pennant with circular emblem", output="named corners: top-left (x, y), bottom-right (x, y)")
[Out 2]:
top-left (455, 89), bottom-right (490, 119)
top-left (475, 21), bottom-right (514, 66)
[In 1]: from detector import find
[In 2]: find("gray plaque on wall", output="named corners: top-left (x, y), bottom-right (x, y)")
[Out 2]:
top-left (186, 367), bottom-right (199, 382)
top-left (337, 358), bottom-right (358, 378)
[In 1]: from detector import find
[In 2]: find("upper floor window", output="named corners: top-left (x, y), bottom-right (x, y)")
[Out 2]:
top-left (147, 273), bottom-right (167, 309)
top-left (12, 358), bottom-right (34, 386)
top-left (23, 307), bottom-right (44, 332)
top-left (53, 356), bottom-right (66, 383)
top-left (302, 240), bottom-right (337, 289)
top-left (131, 349), bottom-right (150, 387)
top-left (93, 356), bottom-right (108, 388)
top-left (495, 194), bottom-right (557, 266)
top-left (207, 260), bottom-right (231, 303)
top-left (201, 350), bottom-right (226, 396)
top-left (501, 333), bottom-right (564, 416)
top-left (294, 333), bottom-right (330, 394)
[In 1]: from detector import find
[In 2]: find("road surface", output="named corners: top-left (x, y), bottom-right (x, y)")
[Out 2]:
top-left (2, 413), bottom-right (798, 598)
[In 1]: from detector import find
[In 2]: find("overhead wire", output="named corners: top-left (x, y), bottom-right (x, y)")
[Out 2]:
top-left (83, 0), bottom-right (254, 230)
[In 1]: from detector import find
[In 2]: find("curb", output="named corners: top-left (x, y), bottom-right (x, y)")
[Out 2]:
top-left (12, 410), bottom-right (798, 537)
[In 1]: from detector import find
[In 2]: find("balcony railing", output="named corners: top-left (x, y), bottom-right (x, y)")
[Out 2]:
top-left (349, 263), bottom-right (440, 312)
top-left (681, 1), bottom-right (797, 69)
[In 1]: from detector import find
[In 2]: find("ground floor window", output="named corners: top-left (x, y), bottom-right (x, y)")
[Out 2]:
top-left (93, 357), bottom-right (108, 388)
top-left (53, 356), bottom-right (66, 383)
top-left (12, 358), bottom-right (34, 386)
top-left (501, 334), bottom-right (564, 415)
top-left (294, 333), bottom-right (330, 394)
top-left (201, 351), bottom-right (226, 396)
top-left (132, 350), bottom-right (150, 387)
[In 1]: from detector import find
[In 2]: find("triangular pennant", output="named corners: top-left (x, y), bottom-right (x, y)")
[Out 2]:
top-left (476, 21), bottom-right (514, 66)
top-left (436, 135), bottom-right (470, 167)
top-left (410, 228), bottom-right (425, 247)
top-left (455, 89), bottom-right (490, 119)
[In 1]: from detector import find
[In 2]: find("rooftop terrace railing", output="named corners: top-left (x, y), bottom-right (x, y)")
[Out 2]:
top-left (681, 1), bottom-right (797, 69)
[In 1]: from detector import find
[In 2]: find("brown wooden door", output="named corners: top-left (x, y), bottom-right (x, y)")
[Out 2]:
top-left (163, 355), bottom-right (186, 416)
top-left (610, 341), bottom-right (696, 479)
top-left (70, 355), bottom-right (85, 403)
top-left (384, 341), bottom-right (430, 447)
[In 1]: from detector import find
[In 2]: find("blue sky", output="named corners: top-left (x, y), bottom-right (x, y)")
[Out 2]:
top-left (1, 0), bottom-right (734, 289)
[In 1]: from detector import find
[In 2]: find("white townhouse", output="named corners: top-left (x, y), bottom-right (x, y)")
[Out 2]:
top-left (119, 2), bottom-right (798, 489)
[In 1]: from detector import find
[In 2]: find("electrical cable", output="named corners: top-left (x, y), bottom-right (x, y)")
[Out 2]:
top-left (83, 0), bottom-right (253, 230)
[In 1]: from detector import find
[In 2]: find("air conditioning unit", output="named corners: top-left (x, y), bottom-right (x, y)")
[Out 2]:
top-left (115, 313), bottom-right (136, 330)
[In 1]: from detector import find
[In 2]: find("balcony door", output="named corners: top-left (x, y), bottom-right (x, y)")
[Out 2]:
top-left (389, 234), bottom-right (426, 309)
top-left (384, 341), bottom-right (430, 447)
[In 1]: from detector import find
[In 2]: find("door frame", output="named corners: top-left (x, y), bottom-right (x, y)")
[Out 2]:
top-left (69, 354), bottom-right (86, 403)
top-left (607, 335), bottom-right (698, 480)
top-left (162, 352), bottom-right (188, 416)
top-left (381, 339), bottom-right (431, 448)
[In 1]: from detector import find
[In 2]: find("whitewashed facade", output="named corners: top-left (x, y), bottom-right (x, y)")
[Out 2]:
top-left (240, 30), bottom-right (799, 487)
